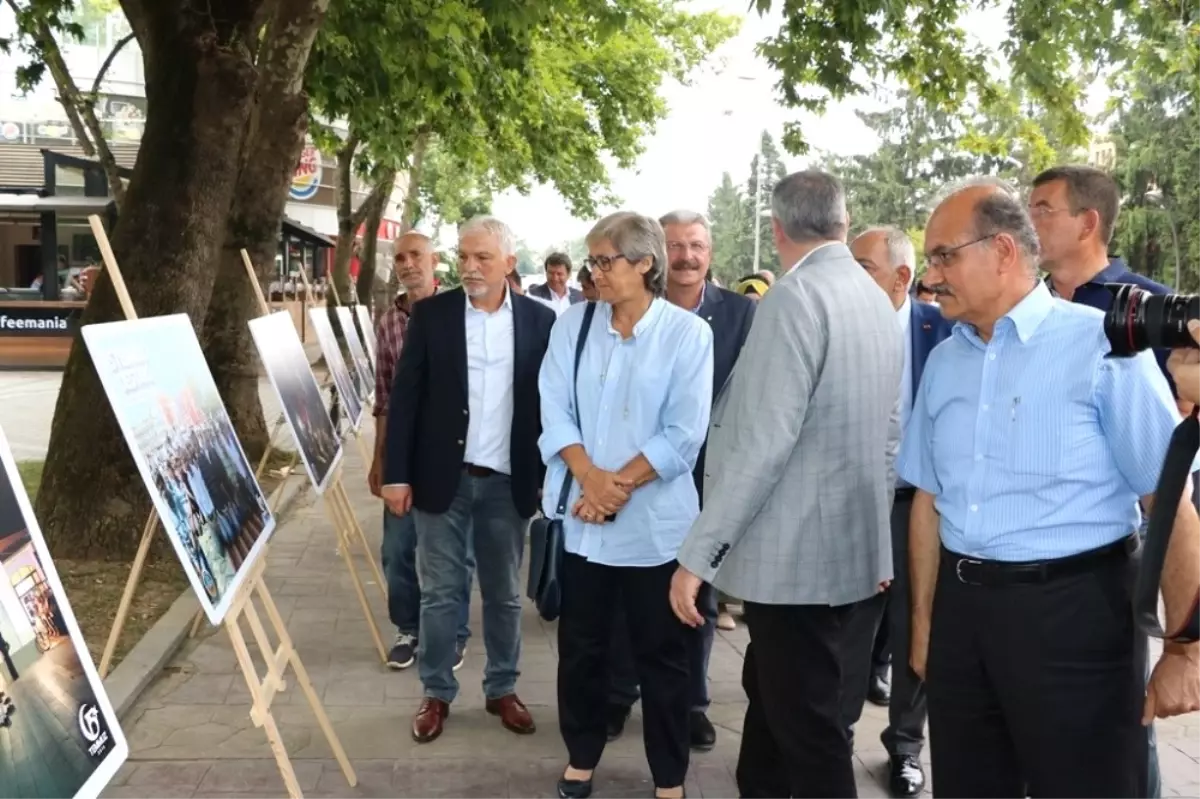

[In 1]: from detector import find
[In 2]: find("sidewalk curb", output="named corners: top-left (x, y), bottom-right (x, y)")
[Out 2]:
top-left (105, 476), bottom-right (308, 720)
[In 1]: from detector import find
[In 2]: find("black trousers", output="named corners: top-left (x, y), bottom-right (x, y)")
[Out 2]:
top-left (880, 493), bottom-right (928, 756)
top-left (558, 553), bottom-right (690, 789)
top-left (738, 599), bottom-right (868, 799)
top-left (928, 547), bottom-right (1147, 798)
top-left (608, 582), bottom-right (717, 711)
top-left (838, 591), bottom-right (886, 745)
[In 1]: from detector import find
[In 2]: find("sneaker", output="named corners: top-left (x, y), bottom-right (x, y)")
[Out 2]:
top-left (387, 633), bottom-right (417, 670)
top-left (453, 641), bottom-right (467, 671)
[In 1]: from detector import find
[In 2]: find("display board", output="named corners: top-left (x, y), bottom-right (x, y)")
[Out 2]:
top-left (307, 309), bottom-right (365, 430)
top-left (353, 305), bottom-right (378, 364)
top-left (0, 424), bottom-right (129, 799)
top-left (334, 306), bottom-right (374, 399)
top-left (248, 312), bottom-right (343, 494)
top-left (82, 315), bottom-right (276, 624)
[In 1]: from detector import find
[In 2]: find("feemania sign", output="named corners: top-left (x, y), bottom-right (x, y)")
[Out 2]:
top-left (0, 306), bottom-right (83, 336)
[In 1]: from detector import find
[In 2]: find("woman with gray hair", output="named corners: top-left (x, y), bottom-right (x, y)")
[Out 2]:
top-left (538, 211), bottom-right (714, 799)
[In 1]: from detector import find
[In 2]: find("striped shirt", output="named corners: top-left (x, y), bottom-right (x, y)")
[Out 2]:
top-left (897, 281), bottom-right (1188, 561)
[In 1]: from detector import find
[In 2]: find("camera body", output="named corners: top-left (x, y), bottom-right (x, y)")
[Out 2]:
top-left (1103, 283), bottom-right (1200, 357)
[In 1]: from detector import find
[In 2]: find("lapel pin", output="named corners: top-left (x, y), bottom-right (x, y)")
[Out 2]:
top-left (922, 323), bottom-right (931, 330)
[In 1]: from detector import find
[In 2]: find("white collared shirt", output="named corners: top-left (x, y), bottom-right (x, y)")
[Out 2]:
top-left (545, 286), bottom-right (573, 317)
top-left (464, 288), bottom-right (515, 474)
top-left (896, 296), bottom-right (913, 431)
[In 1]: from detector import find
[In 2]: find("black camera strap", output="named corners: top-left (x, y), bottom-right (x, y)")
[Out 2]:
top-left (1136, 407), bottom-right (1200, 644)
top-left (553, 302), bottom-right (597, 519)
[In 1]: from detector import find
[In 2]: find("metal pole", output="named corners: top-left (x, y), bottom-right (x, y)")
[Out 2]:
top-left (753, 158), bottom-right (762, 275)
top-left (1165, 207), bottom-right (1182, 292)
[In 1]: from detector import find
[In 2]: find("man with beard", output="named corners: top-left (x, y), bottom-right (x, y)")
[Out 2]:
top-left (370, 231), bottom-right (476, 671)
top-left (605, 210), bottom-right (756, 751)
top-left (383, 216), bottom-right (556, 743)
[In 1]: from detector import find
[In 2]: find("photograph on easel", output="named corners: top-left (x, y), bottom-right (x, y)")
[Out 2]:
top-left (334, 305), bottom-right (375, 396)
top-left (0, 424), bottom-right (129, 799)
top-left (353, 304), bottom-right (377, 364)
top-left (81, 315), bottom-right (277, 624)
top-left (249, 311), bottom-right (343, 494)
top-left (308, 308), bottom-right (365, 430)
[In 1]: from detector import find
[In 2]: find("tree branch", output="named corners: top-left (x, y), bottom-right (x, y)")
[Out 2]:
top-left (89, 32), bottom-right (136, 99)
top-left (400, 131), bottom-right (431, 233)
top-left (350, 166), bottom-right (394, 228)
top-left (335, 131), bottom-right (360, 222)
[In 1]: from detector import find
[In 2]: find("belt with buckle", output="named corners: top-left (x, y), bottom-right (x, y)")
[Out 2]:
top-left (943, 534), bottom-right (1138, 587)
top-left (464, 463), bottom-right (495, 478)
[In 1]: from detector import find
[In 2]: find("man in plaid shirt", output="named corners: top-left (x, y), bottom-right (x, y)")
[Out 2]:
top-left (370, 232), bottom-right (475, 671)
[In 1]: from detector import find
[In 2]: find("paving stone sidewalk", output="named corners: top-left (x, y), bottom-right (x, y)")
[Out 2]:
top-left (103, 450), bottom-right (1200, 799)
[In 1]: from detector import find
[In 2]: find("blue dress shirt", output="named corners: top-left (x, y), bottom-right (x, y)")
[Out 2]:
top-left (897, 281), bottom-right (1189, 561)
top-left (538, 299), bottom-right (714, 567)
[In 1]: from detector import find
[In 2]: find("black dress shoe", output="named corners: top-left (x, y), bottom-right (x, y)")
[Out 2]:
top-left (867, 673), bottom-right (891, 707)
top-left (557, 776), bottom-right (593, 799)
top-left (888, 753), bottom-right (925, 798)
top-left (689, 710), bottom-right (716, 751)
top-left (606, 704), bottom-right (631, 741)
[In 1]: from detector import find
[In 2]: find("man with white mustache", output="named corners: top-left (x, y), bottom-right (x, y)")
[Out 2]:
top-left (383, 216), bottom-right (557, 744)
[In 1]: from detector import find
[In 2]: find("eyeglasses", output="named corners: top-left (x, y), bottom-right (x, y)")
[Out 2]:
top-left (924, 234), bottom-right (996, 271)
top-left (666, 242), bottom-right (710, 254)
top-left (1028, 205), bottom-right (1071, 219)
top-left (582, 254), bottom-right (633, 272)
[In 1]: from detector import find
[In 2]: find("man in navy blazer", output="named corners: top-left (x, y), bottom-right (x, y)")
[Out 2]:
top-left (527, 252), bottom-right (585, 316)
top-left (382, 216), bottom-right (556, 745)
top-left (606, 210), bottom-right (756, 751)
top-left (843, 225), bottom-right (953, 797)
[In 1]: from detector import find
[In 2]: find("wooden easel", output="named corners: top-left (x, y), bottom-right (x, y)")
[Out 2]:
top-left (240, 249), bottom-right (389, 665)
top-left (85, 216), bottom-right (356, 796)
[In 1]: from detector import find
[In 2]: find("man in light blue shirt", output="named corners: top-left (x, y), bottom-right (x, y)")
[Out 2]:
top-left (898, 179), bottom-right (1200, 798)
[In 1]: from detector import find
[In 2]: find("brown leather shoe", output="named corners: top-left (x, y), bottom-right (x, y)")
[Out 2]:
top-left (412, 697), bottom-right (449, 743)
top-left (485, 693), bottom-right (536, 734)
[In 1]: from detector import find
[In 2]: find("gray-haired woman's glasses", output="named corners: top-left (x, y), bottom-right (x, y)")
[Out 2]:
top-left (583, 254), bottom-right (633, 272)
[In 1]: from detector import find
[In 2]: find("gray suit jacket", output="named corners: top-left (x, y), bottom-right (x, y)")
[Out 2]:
top-left (676, 243), bottom-right (903, 606)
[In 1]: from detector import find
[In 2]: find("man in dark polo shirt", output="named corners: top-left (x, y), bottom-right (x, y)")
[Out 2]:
top-left (1030, 163), bottom-right (1196, 799)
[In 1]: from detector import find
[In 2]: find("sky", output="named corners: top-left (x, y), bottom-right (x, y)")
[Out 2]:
top-left (487, 1), bottom-right (1009, 252)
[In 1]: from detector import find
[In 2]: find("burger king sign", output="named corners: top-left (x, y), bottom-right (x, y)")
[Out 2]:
top-left (290, 145), bottom-right (322, 201)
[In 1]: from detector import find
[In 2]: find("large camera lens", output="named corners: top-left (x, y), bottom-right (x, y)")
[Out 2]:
top-left (1104, 283), bottom-right (1200, 357)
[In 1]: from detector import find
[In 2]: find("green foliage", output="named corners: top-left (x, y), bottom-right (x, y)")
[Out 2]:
top-left (749, 0), bottom-right (1186, 156)
top-left (307, 0), bottom-right (738, 222)
top-left (413, 138), bottom-right (494, 230)
top-left (706, 172), bottom-right (750, 285)
top-left (2, 0), bottom-right (85, 91)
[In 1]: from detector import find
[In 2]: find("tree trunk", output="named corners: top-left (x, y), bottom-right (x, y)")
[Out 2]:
top-left (35, 1), bottom-right (264, 561)
top-left (203, 0), bottom-right (330, 463)
top-left (354, 167), bottom-right (397, 316)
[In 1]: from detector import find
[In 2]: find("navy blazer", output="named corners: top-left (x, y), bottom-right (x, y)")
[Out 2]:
top-left (694, 286), bottom-right (756, 502)
top-left (383, 288), bottom-right (556, 518)
top-left (909, 299), bottom-right (953, 400)
top-left (528, 283), bottom-right (584, 305)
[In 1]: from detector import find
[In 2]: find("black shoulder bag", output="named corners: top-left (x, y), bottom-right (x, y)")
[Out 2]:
top-left (526, 302), bottom-right (596, 622)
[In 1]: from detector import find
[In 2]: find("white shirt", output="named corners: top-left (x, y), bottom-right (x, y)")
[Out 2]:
top-left (463, 288), bottom-right (515, 474)
top-left (545, 286), bottom-right (573, 317)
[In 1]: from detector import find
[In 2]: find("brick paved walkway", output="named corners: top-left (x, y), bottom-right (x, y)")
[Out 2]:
top-left (101, 448), bottom-right (1200, 798)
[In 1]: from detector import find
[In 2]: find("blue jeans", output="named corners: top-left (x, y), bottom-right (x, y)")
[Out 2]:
top-left (413, 472), bottom-right (527, 703)
top-left (381, 509), bottom-right (473, 644)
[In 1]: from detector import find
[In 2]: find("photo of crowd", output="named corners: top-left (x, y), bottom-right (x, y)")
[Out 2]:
top-left (82, 315), bottom-right (276, 624)
top-left (249, 311), bottom-right (343, 494)
top-left (308, 308), bottom-right (365, 431)
top-left (335, 305), bottom-right (375, 401)
top-left (354, 304), bottom-right (378, 363)
top-left (0, 424), bottom-right (128, 799)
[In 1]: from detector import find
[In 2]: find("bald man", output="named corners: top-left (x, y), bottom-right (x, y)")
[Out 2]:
top-left (897, 179), bottom-right (1200, 797)
top-left (371, 232), bottom-right (475, 673)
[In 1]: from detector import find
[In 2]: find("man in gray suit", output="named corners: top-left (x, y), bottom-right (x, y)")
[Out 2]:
top-left (670, 170), bottom-right (903, 798)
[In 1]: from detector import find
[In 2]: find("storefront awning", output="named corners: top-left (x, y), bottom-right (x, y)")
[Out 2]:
top-left (281, 215), bottom-right (335, 248)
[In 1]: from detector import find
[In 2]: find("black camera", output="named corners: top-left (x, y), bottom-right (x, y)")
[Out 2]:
top-left (1103, 283), bottom-right (1200, 357)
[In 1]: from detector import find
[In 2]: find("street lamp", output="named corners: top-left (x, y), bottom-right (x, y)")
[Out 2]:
top-left (1145, 183), bottom-right (1183, 291)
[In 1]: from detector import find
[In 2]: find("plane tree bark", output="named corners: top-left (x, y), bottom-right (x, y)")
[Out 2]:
top-left (33, 0), bottom-right (324, 561)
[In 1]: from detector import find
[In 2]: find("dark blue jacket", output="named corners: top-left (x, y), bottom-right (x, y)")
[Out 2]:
top-left (384, 288), bottom-right (556, 518)
top-left (909, 299), bottom-right (954, 397)
top-left (695, 286), bottom-right (756, 503)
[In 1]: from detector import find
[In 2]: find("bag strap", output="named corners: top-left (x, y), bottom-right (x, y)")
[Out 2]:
top-left (554, 302), bottom-right (597, 517)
